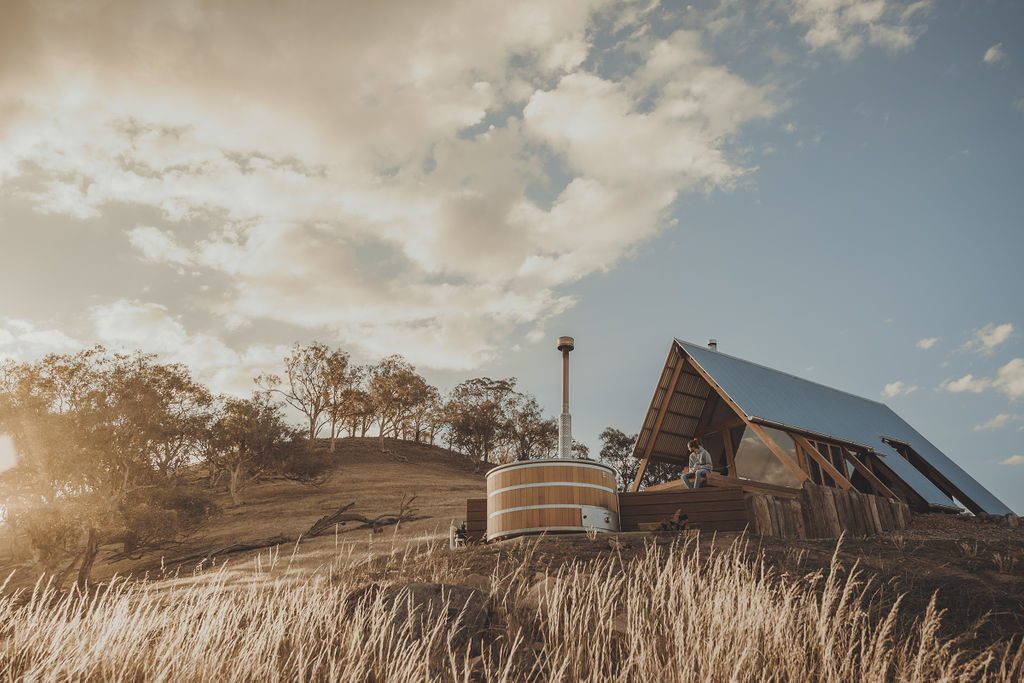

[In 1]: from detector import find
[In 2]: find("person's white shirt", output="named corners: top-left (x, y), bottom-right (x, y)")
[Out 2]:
top-left (688, 446), bottom-right (712, 472)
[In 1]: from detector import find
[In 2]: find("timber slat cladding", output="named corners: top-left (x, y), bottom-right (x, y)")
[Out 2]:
top-left (489, 486), bottom-right (617, 511)
top-left (466, 498), bottom-right (487, 542)
top-left (746, 483), bottom-right (912, 539)
top-left (619, 488), bottom-right (747, 532)
top-left (625, 510), bottom-right (750, 524)
top-left (617, 501), bottom-right (747, 516)
top-left (489, 507), bottom-right (583, 535)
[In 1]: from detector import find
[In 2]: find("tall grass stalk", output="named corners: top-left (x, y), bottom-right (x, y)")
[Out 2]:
top-left (0, 537), bottom-right (1020, 681)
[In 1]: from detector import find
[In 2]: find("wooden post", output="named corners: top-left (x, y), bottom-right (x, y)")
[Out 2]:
top-left (789, 433), bottom-right (852, 491)
top-left (840, 449), bottom-right (899, 501)
top-left (744, 423), bottom-right (810, 485)
top-left (630, 351), bottom-right (684, 492)
top-left (722, 427), bottom-right (738, 478)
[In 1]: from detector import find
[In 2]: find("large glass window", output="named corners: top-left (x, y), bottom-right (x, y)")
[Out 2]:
top-left (733, 426), bottom-right (803, 488)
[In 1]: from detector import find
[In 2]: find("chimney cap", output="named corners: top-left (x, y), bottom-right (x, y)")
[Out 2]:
top-left (708, 339), bottom-right (718, 351)
top-left (557, 336), bottom-right (575, 352)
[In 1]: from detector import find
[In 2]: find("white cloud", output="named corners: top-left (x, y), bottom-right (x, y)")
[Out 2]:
top-left (786, 0), bottom-right (931, 59)
top-left (881, 380), bottom-right (918, 398)
top-left (994, 358), bottom-right (1024, 400)
top-left (962, 322), bottom-right (1014, 355)
top-left (916, 336), bottom-right (940, 350)
top-left (127, 226), bottom-right (194, 266)
top-left (0, 3), bottom-right (776, 369)
top-left (983, 43), bottom-right (1006, 65)
top-left (90, 300), bottom-right (288, 395)
top-left (940, 358), bottom-right (1024, 401)
top-left (0, 318), bottom-right (81, 362)
top-left (999, 455), bottom-right (1024, 466)
top-left (973, 413), bottom-right (1022, 431)
top-left (940, 374), bottom-right (992, 394)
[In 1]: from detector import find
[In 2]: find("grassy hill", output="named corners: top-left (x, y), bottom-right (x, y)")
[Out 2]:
top-left (1, 438), bottom-right (1023, 680)
top-left (0, 438), bottom-right (486, 587)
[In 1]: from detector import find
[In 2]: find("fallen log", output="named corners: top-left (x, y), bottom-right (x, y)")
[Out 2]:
top-left (158, 496), bottom-right (423, 569)
top-left (305, 502), bottom-right (357, 537)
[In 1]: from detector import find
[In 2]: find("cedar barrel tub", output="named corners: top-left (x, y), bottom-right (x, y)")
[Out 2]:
top-left (486, 459), bottom-right (620, 541)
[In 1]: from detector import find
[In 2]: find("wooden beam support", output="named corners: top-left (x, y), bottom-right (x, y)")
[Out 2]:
top-left (790, 433), bottom-right (852, 491)
top-left (841, 450), bottom-right (899, 501)
top-left (722, 426), bottom-right (737, 478)
top-left (794, 440), bottom-right (809, 472)
top-left (868, 456), bottom-right (924, 509)
top-left (657, 427), bottom-right (702, 439)
top-left (631, 351), bottom-right (684, 492)
top-left (666, 388), bottom-right (712, 402)
top-left (745, 423), bottom-right (811, 485)
top-left (682, 354), bottom-right (809, 485)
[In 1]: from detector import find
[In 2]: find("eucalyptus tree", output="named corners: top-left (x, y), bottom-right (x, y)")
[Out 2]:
top-left (201, 392), bottom-right (297, 506)
top-left (322, 349), bottom-right (356, 452)
top-left (367, 355), bottom-right (432, 451)
top-left (256, 342), bottom-right (337, 441)
top-left (0, 348), bottom-right (217, 587)
top-left (508, 394), bottom-right (557, 461)
top-left (443, 377), bottom-right (518, 464)
top-left (598, 427), bottom-right (675, 490)
top-left (406, 384), bottom-right (441, 443)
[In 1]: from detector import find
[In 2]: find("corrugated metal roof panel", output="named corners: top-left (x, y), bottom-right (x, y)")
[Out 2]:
top-left (676, 339), bottom-right (1011, 515)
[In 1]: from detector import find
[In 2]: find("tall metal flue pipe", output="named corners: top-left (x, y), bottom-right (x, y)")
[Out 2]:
top-left (557, 336), bottom-right (574, 458)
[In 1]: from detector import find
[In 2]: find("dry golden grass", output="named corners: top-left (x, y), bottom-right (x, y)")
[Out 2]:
top-left (1, 535), bottom-right (1021, 682)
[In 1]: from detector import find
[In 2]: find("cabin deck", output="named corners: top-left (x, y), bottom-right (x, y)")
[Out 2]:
top-left (644, 472), bottom-right (802, 499)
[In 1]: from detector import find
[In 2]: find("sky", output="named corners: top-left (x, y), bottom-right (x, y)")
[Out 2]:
top-left (0, 0), bottom-right (1021, 511)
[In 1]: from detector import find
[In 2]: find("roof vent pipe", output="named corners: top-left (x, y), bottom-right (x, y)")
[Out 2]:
top-left (708, 339), bottom-right (718, 351)
top-left (557, 336), bottom-right (575, 459)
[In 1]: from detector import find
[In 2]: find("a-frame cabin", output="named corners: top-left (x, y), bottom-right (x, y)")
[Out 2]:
top-left (631, 339), bottom-right (1012, 517)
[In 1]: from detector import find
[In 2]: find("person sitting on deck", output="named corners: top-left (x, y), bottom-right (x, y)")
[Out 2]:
top-left (683, 438), bottom-right (713, 489)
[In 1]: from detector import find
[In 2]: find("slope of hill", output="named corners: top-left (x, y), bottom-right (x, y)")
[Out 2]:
top-left (0, 438), bottom-right (488, 588)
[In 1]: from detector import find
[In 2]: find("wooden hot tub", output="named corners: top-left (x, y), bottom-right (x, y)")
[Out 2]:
top-left (486, 459), bottom-right (620, 541)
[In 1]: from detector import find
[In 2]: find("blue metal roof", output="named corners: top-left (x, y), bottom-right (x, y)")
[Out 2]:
top-left (677, 339), bottom-right (1012, 516)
